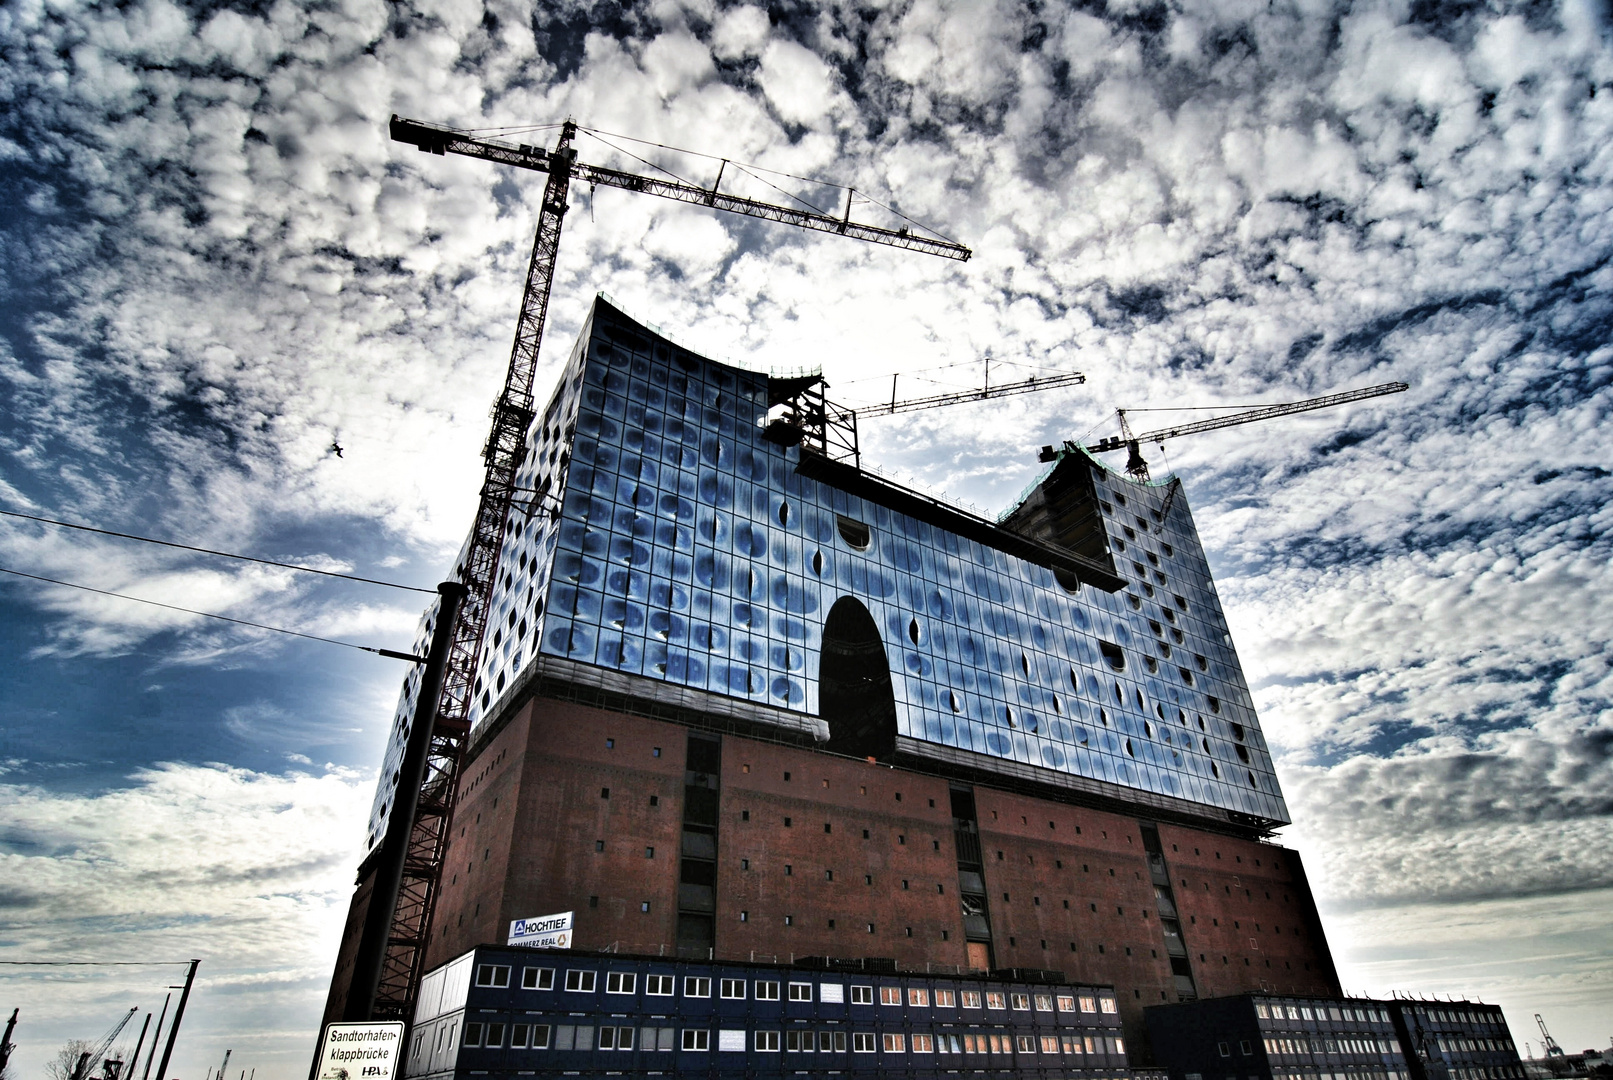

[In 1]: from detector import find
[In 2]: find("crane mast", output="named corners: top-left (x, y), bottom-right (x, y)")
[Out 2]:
top-left (356, 120), bottom-right (581, 1026)
top-left (360, 116), bottom-right (973, 1024)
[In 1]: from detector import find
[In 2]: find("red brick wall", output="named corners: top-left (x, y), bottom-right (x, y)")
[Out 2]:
top-left (1157, 823), bottom-right (1339, 999)
top-left (418, 699), bottom-right (1340, 1054)
top-left (425, 699), bottom-right (688, 968)
top-left (715, 736), bottom-right (963, 967)
top-left (971, 791), bottom-right (1168, 1038)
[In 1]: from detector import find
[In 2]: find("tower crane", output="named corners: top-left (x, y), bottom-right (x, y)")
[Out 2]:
top-left (1039, 381), bottom-right (1410, 480)
top-left (69, 1007), bottom-right (138, 1080)
top-left (863, 364), bottom-right (1087, 417)
top-left (1536, 1013), bottom-right (1565, 1057)
top-left (760, 362), bottom-right (1087, 470)
top-left (354, 115), bottom-right (973, 1025)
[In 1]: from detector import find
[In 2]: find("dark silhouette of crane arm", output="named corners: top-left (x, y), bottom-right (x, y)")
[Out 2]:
top-left (1040, 381), bottom-right (1410, 464)
top-left (389, 116), bottom-right (972, 261)
top-left (1084, 382), bottom-right (1410, 454)
top-left (71, 1007), bottom-right (137, 1080)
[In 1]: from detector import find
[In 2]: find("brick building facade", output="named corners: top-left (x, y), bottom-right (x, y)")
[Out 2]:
top-left (324, 298), bottom-right (1343, 1066)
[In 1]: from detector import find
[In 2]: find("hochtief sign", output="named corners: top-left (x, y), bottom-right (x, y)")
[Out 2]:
top-left (508, 911), bottom-right (573, 949)
top-left (314, 1021), bottom-right (405, 1080)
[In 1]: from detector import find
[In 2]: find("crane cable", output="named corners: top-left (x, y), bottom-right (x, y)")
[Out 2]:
top-left (576, 125), bottom-right (962, 244)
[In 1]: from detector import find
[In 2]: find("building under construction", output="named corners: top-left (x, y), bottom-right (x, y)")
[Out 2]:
top-left (323, 295), bottom-right (1349, 1076)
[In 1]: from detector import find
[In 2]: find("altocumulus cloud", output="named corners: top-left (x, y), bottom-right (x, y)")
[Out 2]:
top-left (0, 762), bottom-right (373, 1079)
top-left (2, 0), bottom-right (1612, 1064)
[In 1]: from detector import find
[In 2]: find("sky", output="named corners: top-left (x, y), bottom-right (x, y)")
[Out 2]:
top-left (1, 0), bottom-right (1610, 1074)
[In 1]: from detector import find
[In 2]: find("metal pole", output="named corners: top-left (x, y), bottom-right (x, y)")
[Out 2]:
top-left (123, 1014), bottom-right (152, 1080)
top-left (153, 960), bottom-right (199, 1080)
top-left (343, 581), bottom-right (469, 1021)
top-left (141, 995), bottom-right (169, 1080)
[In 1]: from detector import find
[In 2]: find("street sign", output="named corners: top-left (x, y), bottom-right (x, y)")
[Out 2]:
top-left (314, 1021), bottom-right (406, 1080)
top-left (507, 911), bottom-right (573, 949)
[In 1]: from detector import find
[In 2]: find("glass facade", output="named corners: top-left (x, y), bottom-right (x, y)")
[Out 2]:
top-left (366, 297), bottom-right (1287, 850)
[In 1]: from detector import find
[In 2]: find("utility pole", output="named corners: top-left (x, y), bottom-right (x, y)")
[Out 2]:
top-left (153, 960), bottom-right (199, 1080)
top-left (342, 581), bottom-right (468, 1021)
top-left (140, 996), bottom-right (169, 1080)
top-left (122, 1015), bottom-right (152, 1080)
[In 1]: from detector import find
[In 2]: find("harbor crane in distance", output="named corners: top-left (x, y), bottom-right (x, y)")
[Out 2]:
top-left (1039, 381), bottom-right (1411, 481)
top-left (69, 1007), bottom-right (138, 1080)
top-left (0, 1008), bottom-right (17, 1077)
top-left (1536, 1013), bottom-right (1565, 1057)
top-left (353, 115), bottom-right (974, 1026)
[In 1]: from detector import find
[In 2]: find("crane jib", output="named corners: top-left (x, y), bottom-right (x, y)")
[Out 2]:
top-left (1076, 381), bottom-right (1410, 457)
top-left (388, 116), bottom-right (972, 262)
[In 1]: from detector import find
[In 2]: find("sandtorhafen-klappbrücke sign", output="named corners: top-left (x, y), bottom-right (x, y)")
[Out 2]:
top-left (315, 1021), bottom-right (405, 1080)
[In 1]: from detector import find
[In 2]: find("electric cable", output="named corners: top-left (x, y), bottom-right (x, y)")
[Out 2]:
top-left (461, 122), bottom-right (567, 137)
top-left (723, 159), bottom-right (837, 217)
top-left (0, 967), bottom-right (193, 973)
top-left (0, 566), bottom-right (425, 662)
top-left (0, 508), bottom-right (433, 593)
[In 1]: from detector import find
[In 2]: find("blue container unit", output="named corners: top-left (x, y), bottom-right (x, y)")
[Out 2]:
top-left (407, 947), bottom-right (1131, 1080)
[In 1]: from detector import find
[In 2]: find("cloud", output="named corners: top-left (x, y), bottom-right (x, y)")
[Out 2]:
top-left (711, 5), bottom-right (769, 60)
top-left (757, 39), bottom-right (842, 127)
top-left (1321, 888), bottom-right (1613, 1049)
top-left (2, 0), bottom-right (1612, 1059)
top-left (0, 762), bottom-right (372, 1080)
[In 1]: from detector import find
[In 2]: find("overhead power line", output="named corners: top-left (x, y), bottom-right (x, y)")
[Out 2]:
top-left (0, 566), bottom-right (425, 662)
top-left (0, 967), bottom-right (193, 973)
top-left (0, 507), bottom-right (433, 593)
